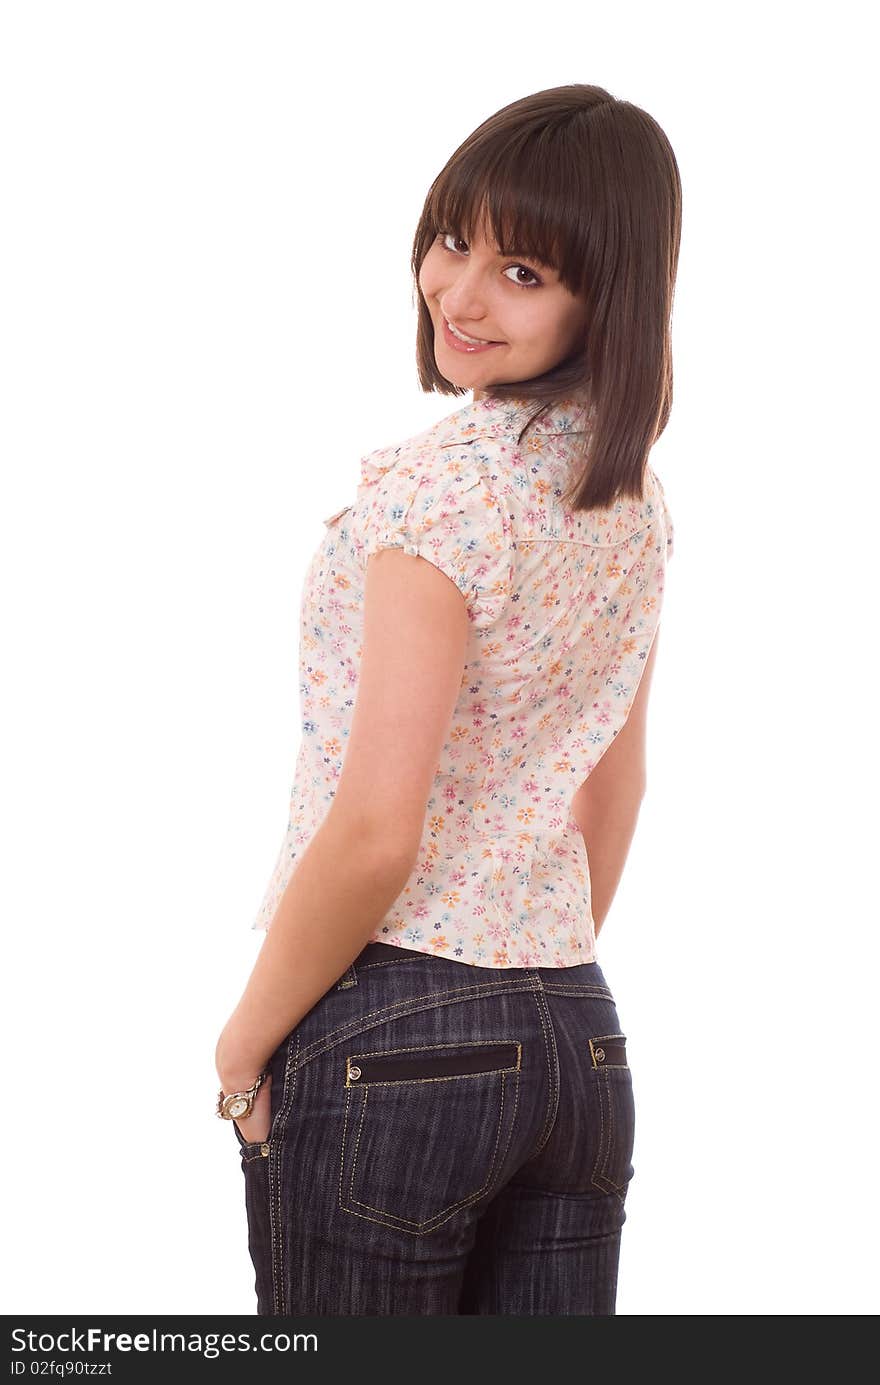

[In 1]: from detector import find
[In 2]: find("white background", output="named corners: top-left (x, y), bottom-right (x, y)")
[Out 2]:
top-left (2, 0), bottom-right (877, 1316)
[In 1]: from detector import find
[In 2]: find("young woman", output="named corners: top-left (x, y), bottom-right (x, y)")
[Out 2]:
top-left (215, 82), bottom-right (681, 1316)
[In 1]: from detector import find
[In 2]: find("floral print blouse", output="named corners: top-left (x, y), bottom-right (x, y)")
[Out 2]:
top-left (252, 390), bottom-right (674, 968)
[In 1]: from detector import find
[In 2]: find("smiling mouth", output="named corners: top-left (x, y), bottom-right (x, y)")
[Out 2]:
top-left (440, 317), bottom-right (505, 353)
top-left (444, 317), bottom-right (502, 345)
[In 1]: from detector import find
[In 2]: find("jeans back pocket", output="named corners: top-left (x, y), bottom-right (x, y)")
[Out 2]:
top-left (339, 1040), bottom-right (521, 1234)
top-left (589, 1033), bottom-right (636, 1197)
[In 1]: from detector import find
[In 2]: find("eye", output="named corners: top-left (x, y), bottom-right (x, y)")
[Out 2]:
top-left (502, 264), bottom-right (541, 289)
top-left (438, 230), bottom-right (469, 257)
top-left (435, 230), bottom-right (543, 289)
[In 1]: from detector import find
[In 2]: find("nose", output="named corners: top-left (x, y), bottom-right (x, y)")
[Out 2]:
top-left (439, 262), bottom-right (491, 330)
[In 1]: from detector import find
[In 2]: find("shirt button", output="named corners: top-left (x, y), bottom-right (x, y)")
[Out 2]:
top-left (595, 1046), bottom-right (606, 1063)
top-left (260, 1143), bottom-right (270, 1156)
top-left (349, 1065), bottom-right (362, 1081)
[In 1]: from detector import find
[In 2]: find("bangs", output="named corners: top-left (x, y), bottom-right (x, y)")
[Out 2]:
top-left (426, 130), bottom-right (588, 291)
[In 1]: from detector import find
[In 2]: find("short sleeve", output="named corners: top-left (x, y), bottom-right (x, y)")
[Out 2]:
top-left (649, 468), bottom-right (674, 560)
top-left (359, 457), bottom-right (513, 629)
top-left (662, 494), bottom-right (674, 559)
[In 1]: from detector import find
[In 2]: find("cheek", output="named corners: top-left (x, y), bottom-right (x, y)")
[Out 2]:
top-left (532, 302), bottom-right (585, 357)
top-left (418, 246), bottom-right (445, 301)
top-left (517, 300), bottom-right (564, 349)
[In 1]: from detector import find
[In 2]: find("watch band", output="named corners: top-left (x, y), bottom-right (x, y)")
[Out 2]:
top-left (216, 1068), bottom-right (270, 1121)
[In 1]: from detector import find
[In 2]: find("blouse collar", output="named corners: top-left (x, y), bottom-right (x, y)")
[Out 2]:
top-left (358, 389), bottom-right (594, 486)
top-left (433, 390), bottom-right (595, 446)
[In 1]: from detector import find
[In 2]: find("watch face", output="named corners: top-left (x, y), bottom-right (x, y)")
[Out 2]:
top-left (227, 1096), bottom-right (249, 1119)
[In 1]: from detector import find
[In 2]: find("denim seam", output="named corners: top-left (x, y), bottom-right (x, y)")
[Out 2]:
top-left (269, 1029), bottom-right (300, 1316)
top-left (592, 1070), bottom-right (619, 1194)
top-left (524, 987), bottom-right (560, 1163)
top-left (592, 1070), bottom-right (609, 1190)
top-left (590, 1064), bottom-right (632, 1198)
top-left (539, 985), bottom-right (615, 1000)
top-left (344, 1070), bottom-right (518, 1087)
top-left (347, 1039), bottom-right (522, 1056)
top-left (295, 977), bottom-right (541, 1071)
top-left (336, 953), bottom-right (428, 989)
top-left (355, 955), bottom-right (430, 971)
top-left (239, 1143), bottom-right (269, 1163)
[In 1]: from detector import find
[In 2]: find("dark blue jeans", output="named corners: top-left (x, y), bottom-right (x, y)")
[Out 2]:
top-left (232, 941), bottom-right (636, 1315)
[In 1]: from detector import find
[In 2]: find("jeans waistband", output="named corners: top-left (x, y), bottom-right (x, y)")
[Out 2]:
top-left (334, 941), bottom-right (609, 991)
top-left (336, 941), bottom-right (441, 990)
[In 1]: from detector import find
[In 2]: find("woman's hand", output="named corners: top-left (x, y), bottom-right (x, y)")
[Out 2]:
top-left (230, 1072), bottom-right (273, 1145)
top-left (216, 1023), bottom-right (274, 1144)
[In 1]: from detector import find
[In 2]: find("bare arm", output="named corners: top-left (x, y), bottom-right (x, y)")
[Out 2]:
top-left (570, 629), bottom-right (661, 935)
top-left (215, 544), bottom-right (473, 1097)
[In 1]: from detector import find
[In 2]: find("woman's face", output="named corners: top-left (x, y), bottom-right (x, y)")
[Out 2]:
top-left (418, 213), bottom-right (588, 400)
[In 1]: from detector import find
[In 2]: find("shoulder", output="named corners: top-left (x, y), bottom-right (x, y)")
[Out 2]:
top-left (356, 397), bottom-right (499, 484)
top-left (356, 406), bottom-right (514, 541)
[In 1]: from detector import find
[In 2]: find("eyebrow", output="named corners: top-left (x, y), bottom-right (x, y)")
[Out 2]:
top-left (500, 249), bottom-right (557, 273)
top-left (500, 245), bottom-right (542, 260)
top-left (508, 249), bottom-right (554, 267)
top-left (456, 233), bottom-right (554, 270)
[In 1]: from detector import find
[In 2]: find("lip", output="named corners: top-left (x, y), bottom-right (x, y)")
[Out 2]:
top-left (440, 315), bottom-right (504, 354)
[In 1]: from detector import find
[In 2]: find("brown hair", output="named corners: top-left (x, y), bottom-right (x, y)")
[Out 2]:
top-left (411, 84), bottom-right (682, 510)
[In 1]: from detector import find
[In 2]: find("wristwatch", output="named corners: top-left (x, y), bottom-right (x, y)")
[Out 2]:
top-left (216, 1068), bottom-right (270, 1121)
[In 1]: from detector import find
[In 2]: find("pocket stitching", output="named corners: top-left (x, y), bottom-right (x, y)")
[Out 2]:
top-left (590, 1063), bottom-right (634, 1195)
top-left (239, 1139), bottom-right (271, 1163)
top-left (339, 1067), bottom-right (519, 1234)
top-left (345, 1039), bottom-right (522, 1085)
top-left (588, 1032), bottom-right (629, 1069)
